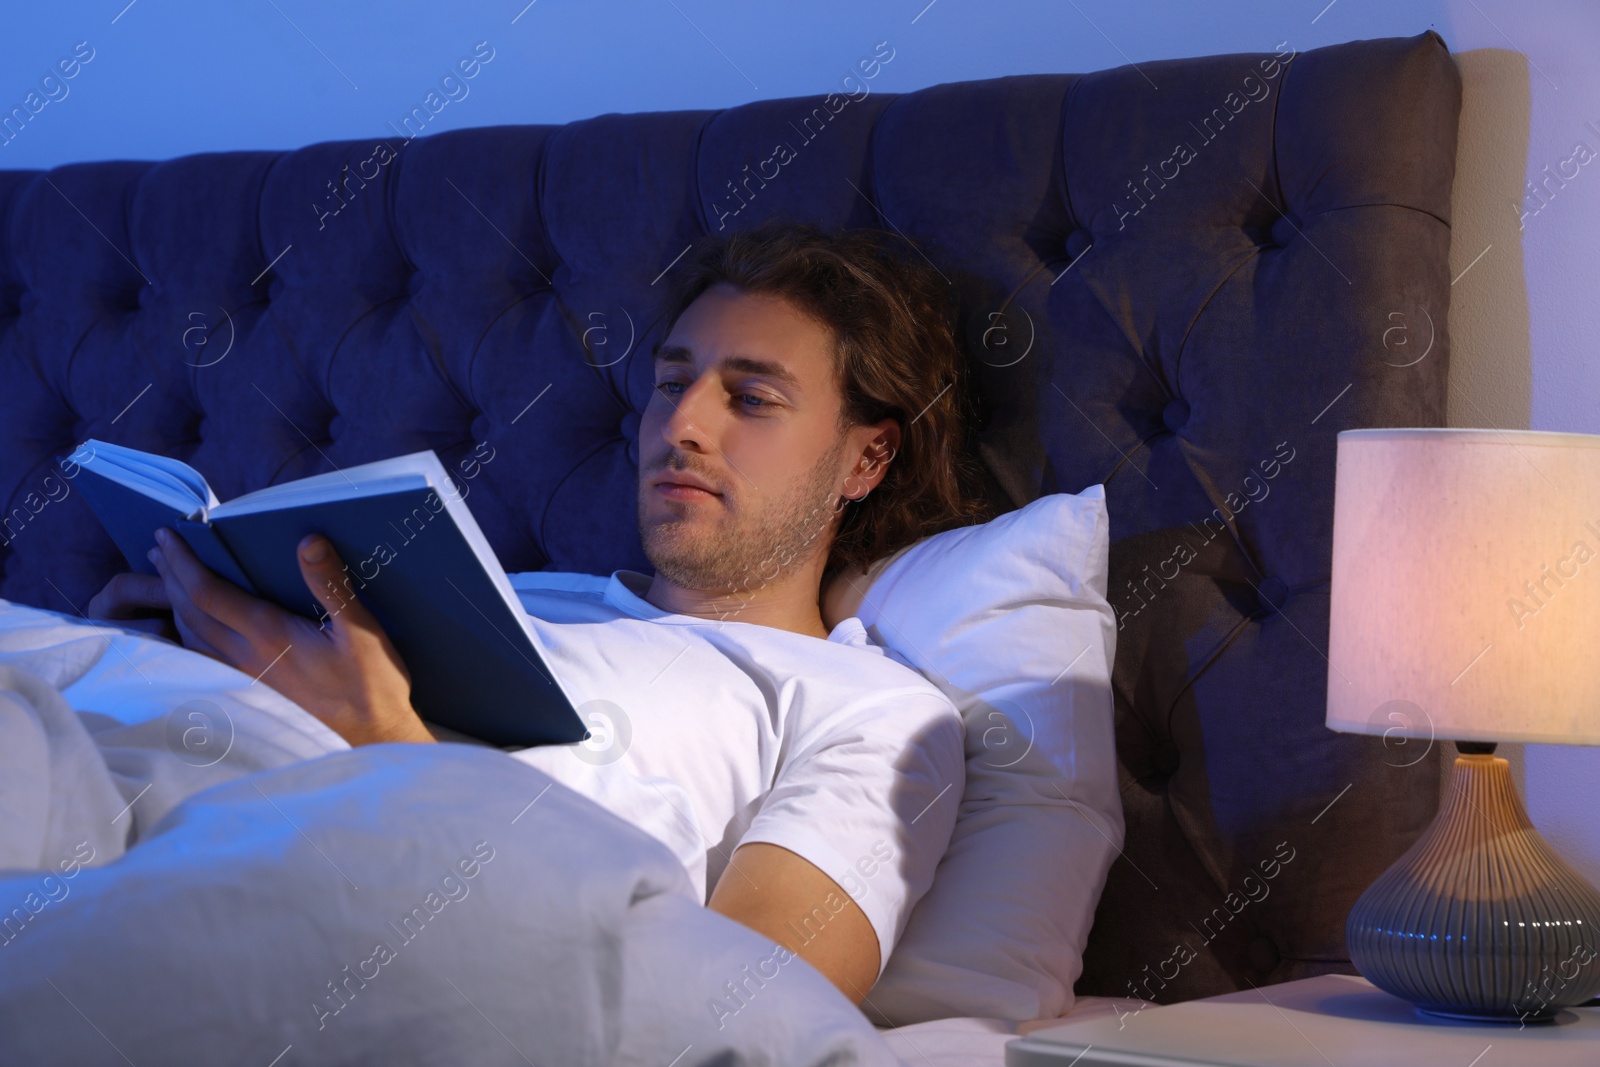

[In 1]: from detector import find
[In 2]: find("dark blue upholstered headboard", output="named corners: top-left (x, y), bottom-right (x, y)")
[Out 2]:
top-left (0, 32), bottom-right (1461, 1002)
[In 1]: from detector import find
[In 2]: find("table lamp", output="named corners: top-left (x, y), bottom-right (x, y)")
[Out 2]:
top-left (1326, 427), bottom-right (1600, 1023)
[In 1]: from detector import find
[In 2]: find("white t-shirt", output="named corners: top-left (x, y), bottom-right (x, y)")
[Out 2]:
top-left (501, 568), bottom-right (965, 978)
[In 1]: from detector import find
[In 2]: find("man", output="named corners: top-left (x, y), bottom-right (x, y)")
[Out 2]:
top-left (88, 219), bottom-right (994, 1005)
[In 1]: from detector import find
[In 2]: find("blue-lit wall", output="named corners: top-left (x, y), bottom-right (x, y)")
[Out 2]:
top-left (1, 1), bottom-right (1463, 169)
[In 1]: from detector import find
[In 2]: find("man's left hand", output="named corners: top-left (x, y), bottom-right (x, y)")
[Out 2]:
top-left (149, 527), bottom-right (434, 747)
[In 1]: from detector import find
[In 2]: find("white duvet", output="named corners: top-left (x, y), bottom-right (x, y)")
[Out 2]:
top-left (0, 599), bottom-right (914, 1065)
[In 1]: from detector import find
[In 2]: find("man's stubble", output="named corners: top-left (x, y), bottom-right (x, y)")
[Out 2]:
top-left (639, 433), bottom-right (848, 600)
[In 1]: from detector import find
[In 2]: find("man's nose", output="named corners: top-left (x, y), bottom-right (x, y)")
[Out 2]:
top-left (658, 377), bottom-right (718, 453)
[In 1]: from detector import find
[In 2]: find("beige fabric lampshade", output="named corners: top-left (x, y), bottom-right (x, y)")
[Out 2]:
top-left (1326, 428), bottom-right (1600, 745)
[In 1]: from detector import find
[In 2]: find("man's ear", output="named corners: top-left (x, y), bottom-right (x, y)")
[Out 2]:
top-left (843, 417), bottom-right (900, 500)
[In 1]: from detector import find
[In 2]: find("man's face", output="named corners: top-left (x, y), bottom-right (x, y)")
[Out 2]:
top-left (637, 282), bottom-right (855, 596)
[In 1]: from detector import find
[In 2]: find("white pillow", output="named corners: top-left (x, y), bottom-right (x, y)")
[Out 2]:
top-left (830, 486), bottom-right (1122, 1025)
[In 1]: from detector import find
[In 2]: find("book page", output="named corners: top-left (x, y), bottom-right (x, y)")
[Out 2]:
top-left (72, 439), bottom-right (217, 517)
top-left (210, 453), bottom-right (440, 518)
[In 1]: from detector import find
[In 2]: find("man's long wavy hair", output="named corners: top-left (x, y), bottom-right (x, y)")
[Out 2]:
top-left (657, 218), bottom-right (996, 579)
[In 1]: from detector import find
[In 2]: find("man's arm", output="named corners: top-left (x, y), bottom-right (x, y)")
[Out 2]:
top-left (707, 841), bottom-right (880, 1005)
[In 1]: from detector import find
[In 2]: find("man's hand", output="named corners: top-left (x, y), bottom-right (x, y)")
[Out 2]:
top-left (147, 526), bottom-right (433, 747)
top-left (85, 572), bottom-right (180, 642)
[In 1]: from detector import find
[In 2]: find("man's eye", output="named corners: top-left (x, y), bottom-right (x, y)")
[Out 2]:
top-left (654, 381), bottom-right (774, 412)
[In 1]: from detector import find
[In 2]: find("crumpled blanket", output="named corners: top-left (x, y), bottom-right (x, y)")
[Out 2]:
top-left (0, 599), bottom-right (903, 1066)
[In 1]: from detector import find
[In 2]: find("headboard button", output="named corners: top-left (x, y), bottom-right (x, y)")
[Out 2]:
top-left (1161, 398), bottom-right (1189, 433)
top-left (1064, 228), bottom-right (1093, 260)
top-left (1255, 575), bottom-right (1290, 613)
top-left (621, 409), bottom-right (641, 466)
top-left (1270, 212), bottom-right (1301, 248)
top-left (1248, 935), bottom-right (1281, 973)
top-left (1151, 742), bottom-right (1180, 778)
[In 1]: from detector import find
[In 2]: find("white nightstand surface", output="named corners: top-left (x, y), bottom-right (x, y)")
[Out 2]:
top-left (1006, 973), bottom-right (1600, 1066)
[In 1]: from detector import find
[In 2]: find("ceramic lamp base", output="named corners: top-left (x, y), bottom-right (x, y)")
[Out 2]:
top-left (1346, 749), bottom-right (1600, 1023)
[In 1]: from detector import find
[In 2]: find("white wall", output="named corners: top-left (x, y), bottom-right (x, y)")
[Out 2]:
top-left (3, 1), bottom-right (1596, 878)
top-left (1494, 1), bottom-right (1600, 888)
top-left (1429, 0), bottom-right (1600, 889)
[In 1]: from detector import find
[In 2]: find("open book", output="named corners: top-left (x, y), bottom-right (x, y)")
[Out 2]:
top-left (62, 439), bottom-right (587, 748)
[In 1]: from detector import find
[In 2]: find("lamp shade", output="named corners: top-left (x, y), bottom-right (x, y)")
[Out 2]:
top-left (1327, 428), bottom-right (1600, 745)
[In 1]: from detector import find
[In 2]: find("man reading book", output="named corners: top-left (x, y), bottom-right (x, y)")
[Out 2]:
top-left (87, 219), bottom-right (994, 1005)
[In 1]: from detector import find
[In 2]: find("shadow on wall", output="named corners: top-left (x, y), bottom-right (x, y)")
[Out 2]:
top-left (1446, 49), bottom-right (1531, 433)
top-left (1440, 48), bottom-right (1532, 803)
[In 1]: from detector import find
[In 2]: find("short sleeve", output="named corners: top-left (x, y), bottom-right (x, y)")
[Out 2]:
top-left (733, 687), bottom-right (965, 980)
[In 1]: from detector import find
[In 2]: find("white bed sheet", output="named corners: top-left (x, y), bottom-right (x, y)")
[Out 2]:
top-left (880, 996), bottom-right (1122, 1066)
top-left (0, 600), bottom-right (906, 1065)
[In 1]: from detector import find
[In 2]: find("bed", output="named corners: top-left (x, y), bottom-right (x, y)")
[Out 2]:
top-left (0, 30), bottom-right (1461, 1065)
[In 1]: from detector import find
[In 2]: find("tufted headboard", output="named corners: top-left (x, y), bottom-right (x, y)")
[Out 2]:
top-left (0, 32), bottom-right (1460, 1003)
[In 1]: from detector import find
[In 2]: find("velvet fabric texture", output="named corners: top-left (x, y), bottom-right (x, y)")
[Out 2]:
top-left (0, 32), bottom-right (1460, 1003)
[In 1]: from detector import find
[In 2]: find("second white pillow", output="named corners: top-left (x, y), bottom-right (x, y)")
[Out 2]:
top-left (837, 486), bottom-right (1123, 1024)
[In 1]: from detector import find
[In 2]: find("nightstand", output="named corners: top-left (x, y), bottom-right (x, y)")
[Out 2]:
top-left (1007, 973), bottom-right (1600, 1066)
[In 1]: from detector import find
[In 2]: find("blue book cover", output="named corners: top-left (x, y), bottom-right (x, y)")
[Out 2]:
top-left (61, 440), bottom-right (587, 748)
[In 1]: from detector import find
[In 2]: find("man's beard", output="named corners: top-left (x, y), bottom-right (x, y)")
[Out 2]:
top-left (639, 435), bottom-right (847, 601)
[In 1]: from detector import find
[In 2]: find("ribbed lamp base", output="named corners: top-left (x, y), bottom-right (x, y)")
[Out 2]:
top-left (1347, 753), bottom-right (1600, 1022)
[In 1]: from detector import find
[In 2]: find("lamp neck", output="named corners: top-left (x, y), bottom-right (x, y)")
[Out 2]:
top-left (1454, 740), bottom-right (1498, 756)
top-left (1440, 749), bottom-right (1533, 835)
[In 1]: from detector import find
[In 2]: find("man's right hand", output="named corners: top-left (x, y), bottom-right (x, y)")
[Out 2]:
top-left (86, 572), bottom-right (180, 643)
